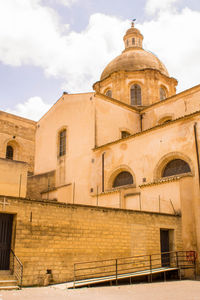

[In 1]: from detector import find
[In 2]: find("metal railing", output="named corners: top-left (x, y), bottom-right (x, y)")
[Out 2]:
top-left (73, 251), bottom-right (197, 288)
top-left (10, 249), bottom-right (23, 287)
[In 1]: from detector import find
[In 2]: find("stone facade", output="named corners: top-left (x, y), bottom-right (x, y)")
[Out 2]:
top-left (0, 23), bottom-right (200, 286)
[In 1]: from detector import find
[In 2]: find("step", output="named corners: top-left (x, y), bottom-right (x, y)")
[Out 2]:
top-left (0, 285), bottom-right (19, 290)
top-left (0, 275), bottom-right (16, 280)
top-left (0, 280), bottom-right (18, 287)
top-left (0, 270), bottom-right (11, 275)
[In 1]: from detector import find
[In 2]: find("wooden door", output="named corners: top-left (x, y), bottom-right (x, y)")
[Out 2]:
top-left (0, 213), bottom-right (13, 270)
top-left (160, 229), bottom-right (170, 267)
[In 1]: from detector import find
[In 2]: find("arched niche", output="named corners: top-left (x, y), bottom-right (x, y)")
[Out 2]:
top-left (4, 139), bottom-right (21, 161)
top-left (6, 145), bottom-right (14, 159)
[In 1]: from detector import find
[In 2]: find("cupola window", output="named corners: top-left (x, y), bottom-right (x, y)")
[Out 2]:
top-left (130, 84), bottom-right (141, 106)
top-left (132, 38), bottom-right (135, 45)
top-left (160, 87), bottom-right (166, 101)
top-left (105, 90), bottom-right (112, 98)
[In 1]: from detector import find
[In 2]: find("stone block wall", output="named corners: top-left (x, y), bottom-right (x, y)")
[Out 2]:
top-left (0, 196), bottom-right (182, 286)
top-left (0, 111), bottom-right (36, 172)
top-left (27, 170), bottom-right (56, 200)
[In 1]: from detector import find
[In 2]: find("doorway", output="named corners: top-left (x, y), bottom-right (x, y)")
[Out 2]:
top-left (0, 213), bottom-right (13, 270)
top-left (160, 229), bottom-right (170, 267)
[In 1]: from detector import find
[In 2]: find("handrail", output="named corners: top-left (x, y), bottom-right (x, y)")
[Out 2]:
top-left (73, 250), bottom-right (197, 288)
top-left (10, 249), bottom-right (23, 287)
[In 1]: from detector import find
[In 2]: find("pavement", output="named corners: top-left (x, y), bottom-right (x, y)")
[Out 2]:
top-left (0, 280), bottom-right (200, 300)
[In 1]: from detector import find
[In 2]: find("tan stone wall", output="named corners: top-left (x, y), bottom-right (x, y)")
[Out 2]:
top-left (34, 93), bottom-right (94, 205)
top-left (27, 170), bottom-right (56, 199)
top-left (95, 95), bottom-right (140, 146)
top-left (0, 111), bottom-right (36, 172)
top-left (41, 183), bottom-right (73, 203)
top-left (93, 115), bottom-right (199, 190)
top-left (34, 92), bottom-right (140, 205)
top-left (142, 85), bottom-right (200, 130)
top-left (0, 158), bottom-right (28, 197)
top-left (0, 196), bottom-right (182, 286)
top-left (93, 114), bottom-right (200, 258)
top-left (92, 179), bottom-right (182, 214)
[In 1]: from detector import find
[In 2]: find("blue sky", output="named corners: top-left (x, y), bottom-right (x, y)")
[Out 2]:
top-left (0, 0), bottom-right (200, 120)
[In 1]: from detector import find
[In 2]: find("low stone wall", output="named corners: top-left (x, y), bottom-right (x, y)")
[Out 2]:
top-left (0, 196), bottom-right (183, 286)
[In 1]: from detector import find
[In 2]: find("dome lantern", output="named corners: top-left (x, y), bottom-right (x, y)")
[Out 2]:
top-left (123, 22), bottom-right (143, 50)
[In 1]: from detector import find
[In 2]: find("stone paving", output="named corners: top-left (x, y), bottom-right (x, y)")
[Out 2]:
top-left (0, 280), bottom-right (200, 300)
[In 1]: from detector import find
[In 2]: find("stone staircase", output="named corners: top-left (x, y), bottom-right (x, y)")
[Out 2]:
top-left (0, 271), bottom-right (19, 290)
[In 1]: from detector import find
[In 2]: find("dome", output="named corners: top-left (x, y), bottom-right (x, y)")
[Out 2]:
top-left (100, 22), bottom-right (169, 81)
top-left (100, 48), bottom-right (169, 80)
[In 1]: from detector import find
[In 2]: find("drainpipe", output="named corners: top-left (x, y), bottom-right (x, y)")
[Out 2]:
top-left (140, 113), bottom-right (144, 132)
top-left (102, 152), bottom-right (105, 192)
top-left (194, 123), bottom-right (200, 186)
top-left (94, 97), bottom-right (97, 148)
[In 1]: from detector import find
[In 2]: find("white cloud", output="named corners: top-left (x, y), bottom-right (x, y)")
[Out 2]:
top-left (145, 0), bottom-right (179, 15)
top-left (6, 97), bottom-right (52, 121)
top-left (140, 6), bottom-right (200, 91)
top-left (0, 1), bottom-right (128, 93)
top-left (55, 0), bottom-right (77, 6)
top-left (43, 0), bottom-right (78, 7)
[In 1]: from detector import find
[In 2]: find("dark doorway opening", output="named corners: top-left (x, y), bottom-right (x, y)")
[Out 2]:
top-left (0, 213), bottom-right (13, 270)
top-left (160, 229), bottom-right (170, 267)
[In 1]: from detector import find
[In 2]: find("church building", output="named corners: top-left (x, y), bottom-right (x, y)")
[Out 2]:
top-left (0, 23), bottom-right (200, 287)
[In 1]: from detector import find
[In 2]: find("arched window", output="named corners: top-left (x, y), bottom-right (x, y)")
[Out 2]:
top-left (105, 90), bottom-right (112, 98)
top-left (59, 129), bottom-right (66, 156)
top-left (130, 84), bottom-right (141, 106)
top-left (162, 159), bottom-right (191, 177)
top-left (113, 171), bottom-right (133, 188)
top-left (121, 131), bottom-right (130, 139)
top-left (6, 145), bottom-right (13, 160)
top-left (160, 87), bottom-right (166, 100)
top-left (132, 38), bottom-right (135, 45)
